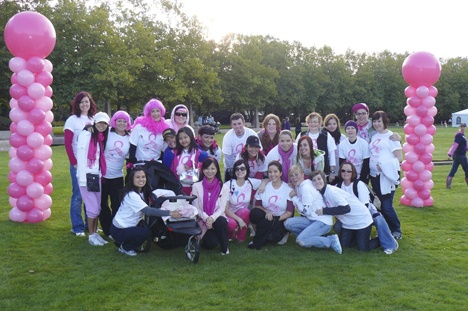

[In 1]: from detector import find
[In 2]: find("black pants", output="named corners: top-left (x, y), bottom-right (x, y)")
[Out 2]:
top-left (250, 208), bottom-right (287, 249)
top-left (110, 223), bottom-right (151, 251)
top-left (99, 177), bottom-right (124, 236)
top-left (202, 217), bottom-right (229, 253)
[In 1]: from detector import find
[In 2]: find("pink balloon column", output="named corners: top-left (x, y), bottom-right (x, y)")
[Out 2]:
top-left (401, 52), bottom-right (441, 207)
top-left (4, 12), bottom-right (56, 222)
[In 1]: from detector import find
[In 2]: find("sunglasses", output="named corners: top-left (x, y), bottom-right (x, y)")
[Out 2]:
top-left (235, 167), bottom-right (247, 172)
top-left (175, 112), bottom-right (187, 117)
top-left (341, 169), bottom-right (352, 173)
top-left (355, 112), bottom-right (367, 116)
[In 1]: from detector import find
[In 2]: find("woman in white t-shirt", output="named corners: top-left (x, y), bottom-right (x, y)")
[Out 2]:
top-left (296, 135), bottom-right (325, 178)
top-left (248, 161), bottom-right (294, 250)
top-left (99, 111), bottom-right (131, 238)
top-left (110, 167), bottom-right (182, 256)
top-left (236, 135), bottom-right (267, 179)
top-left (63, 91), bottom-right (96, 237)
top-left (265, 130), bottom-right (297, 183)
top-left (224, 159), bottom-right (262, 242)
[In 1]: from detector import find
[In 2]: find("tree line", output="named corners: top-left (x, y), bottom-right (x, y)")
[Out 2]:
top-left (1, 0), bottom-right (467, 129)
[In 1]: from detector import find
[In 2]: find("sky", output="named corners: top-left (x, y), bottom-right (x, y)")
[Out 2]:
top-left (178, 0), bottom-right (467, 59)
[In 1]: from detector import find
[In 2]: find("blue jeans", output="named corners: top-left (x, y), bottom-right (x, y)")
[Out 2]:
top-left (371, 176), bottom-right (401, 234)
top-left (69, 164), bottom-right (87, 233)
top-left (448, 154), bottom-right (468, 178)
top-left (285, 217), bottom-right (332, 248)
top-left (369, 206), bottom-right (398, 250)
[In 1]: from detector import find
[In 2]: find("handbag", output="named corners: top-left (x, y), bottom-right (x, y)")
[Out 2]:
top-left (86, 173), bottom-right (100, 192)
top-left (179, 163), bottom-right (199, 185)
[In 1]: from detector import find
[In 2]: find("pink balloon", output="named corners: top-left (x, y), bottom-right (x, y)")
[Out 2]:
top-left (415, 105), bottom-right (428, 117)
top-left (407, 96), bottom-right (421, 108)
top-left (28, 107), bottom-right (46, 124)
top-left (9, 146), bottom-right (17, 159)
top-left (405, 151), bottom-right (418, 164)
top-left (27, 132), bottom-right (45, 148)
top-left (34, 145), bottom-right (52, 161)
top-left (36, 97), bottom-right (53, 111)
top-left (9, 157), bottom-right (26, 173)
top-left (413, 179), bottom-right (425, 191)
top-left (43, 158), bottom-right (53, 170)
top-left (424, 197), bottom-right (434, 206)
top-left (402, 51), bottom-right (441, 87)
top-left (18, 95), bottom-right (35, 111)
top-left (9, 56), bottom-right (27, 73)
top-left (45, 110), bottom-right (54, 123)
top-left (420, 133), bottom-right (433, 145)
top-left (414, 143), bottom-right (426, 155)
top-left (427, 106), bottom-right (437, 117)
top-left (4, 11), bottom-right (56, 59)
top-left (411, 197), bottom-right (424, 208)
top-left (414, 124), bottom-right (427, 136)
top-left (35, 121), bottom-right (52, 136)
top-left (405, 170), bottom-right (419, 182)
top-left (35, 71), bottom-right (53, 87)
top-left (44, 59), bottom-right (53, 72)
top-left (427, 125), bottom-right (437, 135)
top-left (44, 134), bottom-right (53, 146)
top-left (416, 86), bottom-right (429, 98)
top-left (10, 84), bottom-right (27, 99)
top-left (422, 96), bottom-right (436, 108)
top-left (428, 86), bottom-right (438, 97)
top-left (10, 121), bottom-right (17, 134)
top-left (9, 196), bottom-right (18, 207)
top-left (45, 86), bottom-right (53, 97)
top-left (400, 177), bottom-right (412, 189)
top-left (26, 56), bottom-right (45, 73)
top-left (407, 115), bottom-right (421, 127)
top-left (9, 207), bottom-right (27, 222)
top-left (400, 195), bottom-right (411, 206)
top-left (419, 170), bottom-right (432, 182)
top-left (16, 145), bottom-right (34, 161)
top-left (8, 171), bottom-right (17, 183)
top-left (425, 162), bottom-right (434, 171)
top-left (10, 98), bottom-right (18, 109)
top-left (17, 69), bottom-right (35, 87)
top-left (34, 170), bottom-right (52, 186)
top-left (402, 142), bottom-right (413, 153)
top-left (42, 208), bottom-right (51, 221)
top-left (406, 134), bottom-right (419, 145)
top-left (10, 73), bottom-right (18, 85)
top-left (401, 160), bottom-right (411, 171)
top-left (404, 105), bottom-right (415, 117)
top-left (405, 86), bottom-right (416, 97)
top-left (412, 161), bottom-right (425, 173)
top-left (404, 187), bottom-right (417, 199)
top-left (34, 194), bottom-right (52, 210)
top-left (26, 208), bottom-right (44, 223)
top-left (16, 119), bottom-right (35, 136)
top-left (9, 107), bottom-right (27, 123)
top-left (403, 124), bottom-right (415, 135)
top-left (27, 182), bottom-right (44, 199)
top-left (27, 82), bottom-right (45, 99)
top-left (419, 152), bottom-right (433, 164)
top-left (16, 169), bottom-right (34, 187)
top-left (421, 115), bottom-right (434, 127)
top-left (425, 180), bottom-right (434, 190)
top-left (426, 143), bottom-right (435, 154)
top-left (9, 133), bottom-right (27, 148)
top-left (7, 182), bottom-right (27, 198)
top-left (16, 195), bottom-right (34, 212)
top-left (44, 183), bottom-right (53, 195)
top-left (27, 158), bottom-right (45, 175)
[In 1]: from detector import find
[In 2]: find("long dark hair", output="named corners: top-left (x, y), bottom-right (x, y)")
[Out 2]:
top-left (296, 135), bottom-right (316, 163)
top-left (89, 122), bottom-right (109, 150)
top-left (71, 91), bottom-right (97, 118)
top-left (175, 126), bottom-right (197, 154)
top-left (232, 159), bottom-right (250, 180)
top-left (121, 166), bottom-right (152, 204)
top-left (199, 158), bottom-right (223, 185)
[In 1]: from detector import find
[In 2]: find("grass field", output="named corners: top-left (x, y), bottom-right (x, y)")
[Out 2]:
top-left (1, 126), bottom-right (467, 310)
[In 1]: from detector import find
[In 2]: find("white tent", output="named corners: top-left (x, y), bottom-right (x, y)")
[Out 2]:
top-left (451, 109), bottom-right (468, 127)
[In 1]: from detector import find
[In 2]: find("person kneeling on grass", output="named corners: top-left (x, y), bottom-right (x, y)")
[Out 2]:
top-left (110, 167), bottom-right (182, 256)
top-left (285, 165), bottom-right (342, 254)
top-left (310, 170), bottom-right (379, 252)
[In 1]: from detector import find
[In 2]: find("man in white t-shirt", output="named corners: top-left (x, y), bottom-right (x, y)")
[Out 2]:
top-left (222, 113), bottom-right (261, 181)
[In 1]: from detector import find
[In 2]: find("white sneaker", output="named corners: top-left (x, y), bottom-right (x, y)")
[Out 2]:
top-left (330, 234), bottom-right (342, 254)
top-left (118, 245), bottom-right (137, 256)
top-left (221, 249), bottom-right (230, 255)
top-left (88, 233), bottom-right (104, 246)
top-left (249, 224), bottom-right (256, 237)
top-left (384, 239), bottom-right (399, 255)
top-left (71, 229), bottom-right (86, 237)
top-left (277, 233), bottom-right (289, 245)
top-left (95, 234), bottom-right (109, 245)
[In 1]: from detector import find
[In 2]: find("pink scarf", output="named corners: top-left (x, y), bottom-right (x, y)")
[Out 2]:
top-left (278, 146), bottom-right (293, 182)
top-left (202, 177), bottom-right (221, 216)
top-left (87, 132), bottom-right (106, 176)
top-left (133, 116), bottom-right (168, 134)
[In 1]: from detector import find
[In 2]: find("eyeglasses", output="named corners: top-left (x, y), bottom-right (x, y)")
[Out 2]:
top-left (235, 167), bottom-right (247, 172)
top-left (175, 113), bottom-right (187, 117)
top-left (355, 112), bottom-right (367, 116)
top-left (341, 170), bottom-right (352, 173)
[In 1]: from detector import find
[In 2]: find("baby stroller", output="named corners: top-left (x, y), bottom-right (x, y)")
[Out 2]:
top-left (138, 161), bottom-right (202, 263)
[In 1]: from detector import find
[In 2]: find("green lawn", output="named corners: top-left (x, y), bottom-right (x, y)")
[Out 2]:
top-left (1, 126), bottom-right (467, 310)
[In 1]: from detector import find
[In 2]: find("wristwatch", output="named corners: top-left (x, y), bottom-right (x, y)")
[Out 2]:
top-left (330, 170), bottom-right (335, 174)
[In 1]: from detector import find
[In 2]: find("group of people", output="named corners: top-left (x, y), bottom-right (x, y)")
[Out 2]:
top-left (64, 92), bottom-right (402, 257)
